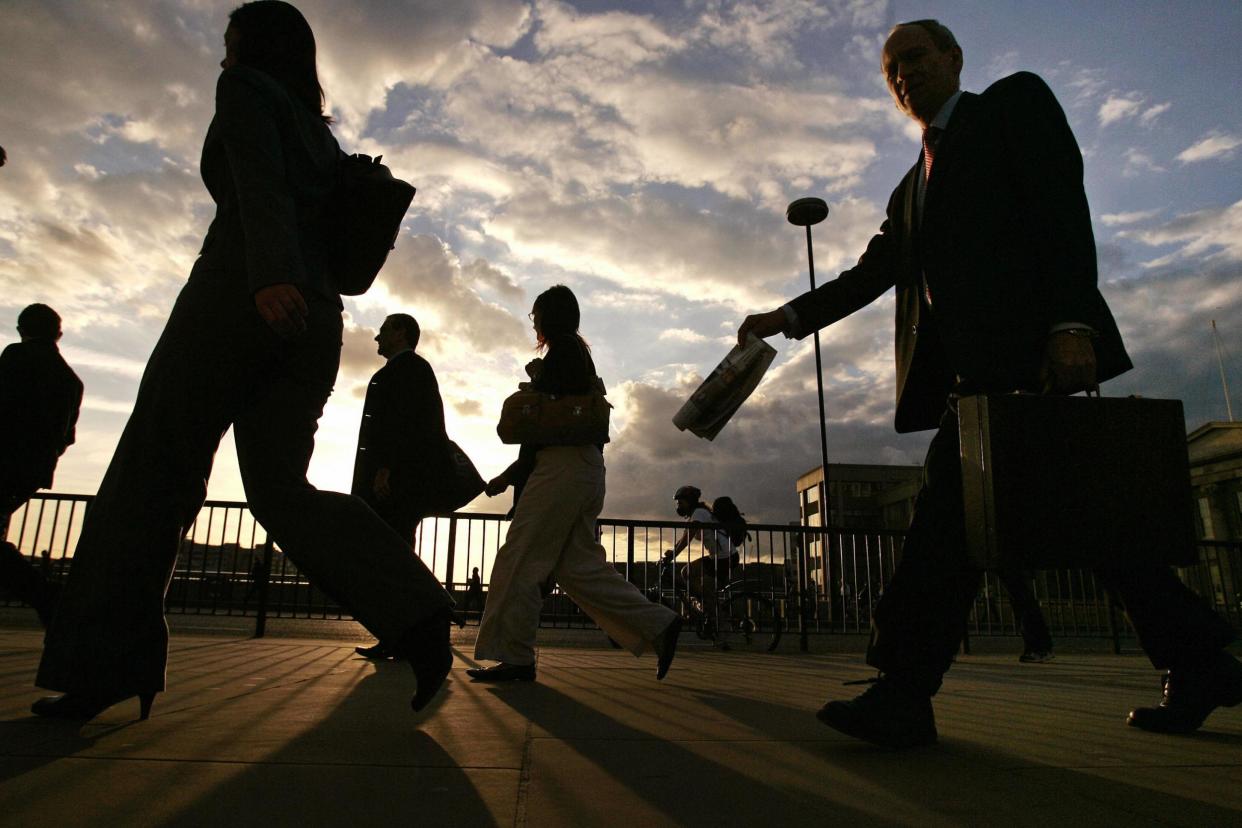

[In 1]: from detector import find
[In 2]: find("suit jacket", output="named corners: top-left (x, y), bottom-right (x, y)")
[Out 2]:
top-left (789, 72), bottom-right (1132, 433)
top-left (197, 65), bottom-right (342, 304)
top-left (0, 340), bottom-right (83, 491)
top-left (351, 351), bottom-right (452, 518)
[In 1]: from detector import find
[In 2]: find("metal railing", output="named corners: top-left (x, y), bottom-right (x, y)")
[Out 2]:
top-left (3, 493), bottom-right (1240, 650)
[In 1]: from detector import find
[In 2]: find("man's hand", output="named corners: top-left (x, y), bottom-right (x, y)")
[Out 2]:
top-left (372, 468), bottom-right (392, 501)
top-left (737, 309), bottom-right (787, 348)
top-left (484, 473), bottom-right (509, 497)
top-left (255, 283), bottom-right (308, 338)
top-left (1039, 331), bottom-right (1097, 395)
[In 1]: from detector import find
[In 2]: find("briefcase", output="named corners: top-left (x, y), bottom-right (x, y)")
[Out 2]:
top-left (958, 393), bottom-right (1197, 570)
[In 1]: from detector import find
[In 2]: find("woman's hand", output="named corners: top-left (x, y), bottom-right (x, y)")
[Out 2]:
top-left (485, 474), bottom-right (509, 497)
top-left (255, 283), bottom-right (308, 338)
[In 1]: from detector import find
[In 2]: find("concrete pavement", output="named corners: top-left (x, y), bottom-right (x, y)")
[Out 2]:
top-left (1, 627), bottom-right (1240, 827)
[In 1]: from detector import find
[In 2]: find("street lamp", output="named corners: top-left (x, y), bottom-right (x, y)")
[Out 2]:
top-left (786, 197), bottom-right (831, 531)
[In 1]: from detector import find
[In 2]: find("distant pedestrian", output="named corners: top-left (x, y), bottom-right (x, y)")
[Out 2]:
top-left (0, 303), bottom-right (82, 628)
top-left (463, 567), bottom-right (484, 618)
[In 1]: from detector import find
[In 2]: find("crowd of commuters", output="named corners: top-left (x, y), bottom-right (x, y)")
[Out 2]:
top-left (2, 2), bottom-right (1237, 749)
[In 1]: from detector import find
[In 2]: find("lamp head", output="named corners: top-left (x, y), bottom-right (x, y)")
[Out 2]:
top-left (786, 197), bottom-right (829, 227)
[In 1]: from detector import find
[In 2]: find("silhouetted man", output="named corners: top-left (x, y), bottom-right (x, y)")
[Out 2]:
top-left (0, 304), bottom-right (83, 625)
top-left (352, 313), bottom-right (452, 659)
top-left (740, 19), bottom-right (1241, 746)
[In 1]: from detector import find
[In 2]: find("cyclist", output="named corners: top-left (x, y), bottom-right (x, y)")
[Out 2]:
top-left (665, 485), bottom-right (743, 605)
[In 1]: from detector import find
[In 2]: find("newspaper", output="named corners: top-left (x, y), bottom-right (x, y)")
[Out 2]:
top-left (673, 334), bottom-right (777, 440)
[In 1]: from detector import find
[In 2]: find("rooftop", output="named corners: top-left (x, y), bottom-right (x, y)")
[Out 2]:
top-left (2, 627), bottom-right (1240, 826)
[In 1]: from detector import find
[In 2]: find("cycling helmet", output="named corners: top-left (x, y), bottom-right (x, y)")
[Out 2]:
top-left (673, 485), bottom-right (701, 502)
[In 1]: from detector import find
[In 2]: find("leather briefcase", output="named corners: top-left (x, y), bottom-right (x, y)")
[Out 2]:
top-left (958, 393), bottom-right (1198, 570)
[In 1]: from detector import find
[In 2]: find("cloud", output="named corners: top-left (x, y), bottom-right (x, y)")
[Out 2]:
top-left (1121, 201), bottom-right (1242, 267)
top-left (1121, 147), bottom-right (1166, 177)
top-left (1098, 94), bottom-right (1144, 127)
top-left (1176, 131), bottom-right (1242, 164)
top-left (1099, 209), bottom-right (1161, 226)
top-left (1139, 102), bottom-right (1171, 125)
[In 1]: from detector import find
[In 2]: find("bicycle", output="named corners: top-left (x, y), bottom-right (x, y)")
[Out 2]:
top-left (647, 550), bottom-right (783, 652)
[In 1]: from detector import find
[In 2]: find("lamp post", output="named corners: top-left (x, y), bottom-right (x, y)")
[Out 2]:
top-left (786, 197), bottom-right (831, 532)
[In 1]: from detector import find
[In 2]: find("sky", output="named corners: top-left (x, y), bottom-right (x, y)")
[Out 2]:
top-left (1, 0), bottom-right (1240, 525)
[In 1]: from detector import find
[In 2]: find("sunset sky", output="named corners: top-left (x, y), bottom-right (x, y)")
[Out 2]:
top-left (2, 0), bottom-right (1240, 524)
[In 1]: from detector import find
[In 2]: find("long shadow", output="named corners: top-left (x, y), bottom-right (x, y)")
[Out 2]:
top-left (0, 644), bottom-right (499, 826)
top-left (691, 688), bottom-right (1242, 824)
top-left (487, 680), bottom-right (878, 823)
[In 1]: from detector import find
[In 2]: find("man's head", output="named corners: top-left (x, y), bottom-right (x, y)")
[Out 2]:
top-left (673, 485), bottom-right (701, 518)
top-left (375, 313), bottom-right (420, 358)
top-left (882, 19), bottom-right (963, 128)
top-left (17, 304), bottom-right (62, 343)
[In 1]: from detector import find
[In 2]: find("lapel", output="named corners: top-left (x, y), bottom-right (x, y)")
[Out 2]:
top-left (923, 91), bottom-right (979, 208)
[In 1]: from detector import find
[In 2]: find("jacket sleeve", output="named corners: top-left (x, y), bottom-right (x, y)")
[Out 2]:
top-left (214, 66), bottom-right (308, 295)
top-left (786, 183), bottom-right (905, 338)
top-left (368, 359), bottom-right (447, 471)
top-left (994, 72), bottom-right (1099, 326)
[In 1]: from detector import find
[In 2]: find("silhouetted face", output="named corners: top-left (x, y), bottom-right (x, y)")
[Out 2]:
top-left (374, 317), bottom-right (408, 359)
top-left (221, 23), bottom-right (240, 70)
top-left (674, 496), bottom-right (696, 518)
top-left (881, 25), bottom-right (962, 128)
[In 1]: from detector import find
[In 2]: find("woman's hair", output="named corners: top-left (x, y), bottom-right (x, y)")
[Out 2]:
top-left (532, 284), bottom-right (589, 353)
top-left (228, 1), bottom-right (331, 123)
top-left (710, 496), bottom-right (750, 546)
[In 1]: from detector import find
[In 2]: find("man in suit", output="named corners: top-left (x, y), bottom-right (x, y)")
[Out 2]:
top-left (739, 19), bottom-right (1241, 747)
top-left (0, 304), bottom-right (83, 626)
top-left (352, 313), bottom-right (452, 658)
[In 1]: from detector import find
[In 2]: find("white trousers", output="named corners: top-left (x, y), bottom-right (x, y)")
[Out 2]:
top-left (475, 445), bottom-right (676, 666)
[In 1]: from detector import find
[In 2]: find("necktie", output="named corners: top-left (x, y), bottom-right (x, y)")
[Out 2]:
top-left (922, 126), bottom-right (943, 181)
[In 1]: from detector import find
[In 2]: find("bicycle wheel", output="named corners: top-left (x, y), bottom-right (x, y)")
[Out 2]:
top-left (725, 592), bottom-right (783, 651)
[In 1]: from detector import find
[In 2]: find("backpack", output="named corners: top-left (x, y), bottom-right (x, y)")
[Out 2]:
top-left (323, 153), bottom-right (416, 295)
top-left (709, 496), bottom-right (749, 546)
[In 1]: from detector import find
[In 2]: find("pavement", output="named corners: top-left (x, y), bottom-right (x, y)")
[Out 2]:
top-left (1, 626), bottom-right (1240, 827)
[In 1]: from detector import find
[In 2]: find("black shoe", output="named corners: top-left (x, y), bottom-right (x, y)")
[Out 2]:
top-left (31, 691), bottom-right (156, 722)
top-left (397, 608), bottom-right (454, 712)
top-left (466, 662), bottom-right (537, 682)
top-left (816, 677), bottom-right (937, 748)
top-left (355, 641), bottom-right (398, 660)
top-left (1127, 652), bottom-right (1242, 734)
top-left (654, 616), bottom-right (682, 680)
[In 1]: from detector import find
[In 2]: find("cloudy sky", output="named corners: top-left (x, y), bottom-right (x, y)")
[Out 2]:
top-left (2, 0), bottom-right (1240, 525)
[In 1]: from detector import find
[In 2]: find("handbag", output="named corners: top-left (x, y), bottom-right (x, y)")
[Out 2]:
top-left (323, 153), bottom-right (416, 296)
top-left (958, 392), bottom-right (1197, 570)
top-left (425, 440), bottom-right (485, 513)
top-left (497, 388), bottom-right (612, 446)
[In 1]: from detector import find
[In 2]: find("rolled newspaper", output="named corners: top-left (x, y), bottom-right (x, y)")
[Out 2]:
top-left (673, 334), bottom-right (777, 440)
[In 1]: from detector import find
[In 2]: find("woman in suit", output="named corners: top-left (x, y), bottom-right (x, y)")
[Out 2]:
top-left (34, 0), bottom-right (454, 721)
top-left (469, 285), bottom-right (682, 683)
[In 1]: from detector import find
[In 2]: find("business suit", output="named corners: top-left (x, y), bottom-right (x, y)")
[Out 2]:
top-left (0, 338), bottom-right (82, 618)
top-left (787, 72), bottom-right (1233, 695)
top-left (352, 350), bottom-right (452, 542)
top-left (37, 65), bottom-right (452, 700)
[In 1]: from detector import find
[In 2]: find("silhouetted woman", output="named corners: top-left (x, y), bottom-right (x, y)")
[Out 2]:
top-left (470, 285), bottom-right (681, 682)
top-left (34, 1), bottom-right (454, 721)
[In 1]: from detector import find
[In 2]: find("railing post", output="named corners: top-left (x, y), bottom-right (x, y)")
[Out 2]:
top-left (444, 516), bottom-right (458, 594)
top-left (799, 530), bottom-right (812, 652)
top-left (626, 528), bottom-right (636, 583)
top-left (1105, 590), bottom-right (1121, 655)
top-left (253, 538), bottom-right (273, 639)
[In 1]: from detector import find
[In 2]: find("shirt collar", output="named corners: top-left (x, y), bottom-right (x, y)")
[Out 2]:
top-left (929, 89), bottom-right (964, 131)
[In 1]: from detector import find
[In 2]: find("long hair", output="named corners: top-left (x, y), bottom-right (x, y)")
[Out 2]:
top-left (710, 496), bottom-right (750, 547)
top-left (228, 1), bottom-right (331, 123)
top-left (532, 284), bottom-right (589, 354)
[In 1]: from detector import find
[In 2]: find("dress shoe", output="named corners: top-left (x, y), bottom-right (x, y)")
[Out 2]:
top-left (396, 608), bottom-right (454, 712)
top-left (355, 641), bottom-right (398, 660)
top-left (466, 662), bottom-right (537, 682)
top-left (654, 616), bottom-right (682, 680)
top-left (816, 677), bottom-right (937, 748)
top-left (31, 691), bottom-right (156, 722)
top-left (1127, 651), bottom-right (1242, 734)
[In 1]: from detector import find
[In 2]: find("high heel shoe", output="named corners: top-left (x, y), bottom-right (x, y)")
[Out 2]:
top-left (31, 691), bottom-right (156, 722)
top-left (398, 607), bottom-right (454, 713)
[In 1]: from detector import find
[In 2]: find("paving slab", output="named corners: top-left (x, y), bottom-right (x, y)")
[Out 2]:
top-left (1, 629), bottom-right (1240, 827)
